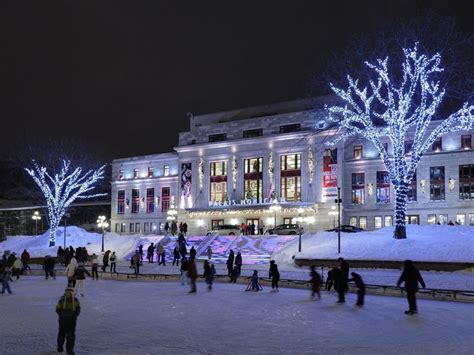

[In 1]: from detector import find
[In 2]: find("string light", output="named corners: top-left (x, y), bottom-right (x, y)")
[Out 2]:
top-left (25, 160), bottom-right (106, 246)
top-left (326, 44), bottom-right (474, 239)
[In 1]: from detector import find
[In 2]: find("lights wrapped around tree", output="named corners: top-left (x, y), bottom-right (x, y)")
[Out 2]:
top-left (198, 158), bottom-right (204, 192)
top-left (326, 44), bottom-right (474, 239)
top-left (232, 156), bottom-right (238, 191)
top-left (307, 146), bottom-right (315, 185)
top-left (25, 160), bottom-right (106, 246)
top-left (268, 151), bottom-right (274, 194)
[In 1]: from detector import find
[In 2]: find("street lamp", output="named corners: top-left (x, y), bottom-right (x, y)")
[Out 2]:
top-left (296, 208), bottom-right (305, 253)
top-left (97, 216), bottom-right (109, 252)
top-left (269, 201), bottom-right (282, 228)
top-left (32, 211), bottom-right (41, 235)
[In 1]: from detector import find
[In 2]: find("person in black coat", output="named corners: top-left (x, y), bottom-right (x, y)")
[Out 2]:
top-left (348, 272), bottom-right (365, 306)
top-left (269, 260), bottom-right (280, 292)
top-left (335, 268), bottom-right (348, 303)
top-left (226, 249), bottom-right (235, 276)
top-left (234, 251), bottom-right (242, 275)
top-left (397, 260), bottom-right (426, 315)
top-left (325, 267), bottom-right (338, 291)
top-left (338, 257), bottom-right (349, 281)
top-left (310, 265), bottom-right (322, 299)
top-left (172, 246), bottom-right (180, 266)
top-left (189, 246), bottom-right (197, 261)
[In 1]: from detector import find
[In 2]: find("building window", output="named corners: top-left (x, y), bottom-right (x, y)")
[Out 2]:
top-left (146, 188), bottom-right (154, 213)
top-left (148, 167), bottom-right (154, 178)
top-left (359, 216), bottom-right (367, 229)
top-left (461, 135), bottom-right (472, 149)
top-left (456, 214), bottom-right (465, 225)
top-left (117, 190), bottom-right (125, 214)
top-left (144, 222), bottom-right (149, 233)
top-left (351, 173), bottom-right (365, 204)
top-left (209, 133), bottom-right (227, 142)
top-left (432, 137), bottom-right (442, 152)
top-left (120, 223), bottom-right (126, 233)
top-left (405, 141), bottom-right (413, 155)
top-left (405, 215), bottom-right (419, 225)
top-left (133, 168), bottom-right (139, 179)
top-left (118, 170), bottom-right (124, 180)
top-left (211, 220), bottom-right (224, 228)
top-left (279, 123), bottom-right (300, 133)
top-left (115, 223), bottom-right (120, 233)
top-left (163, 165), bottom-right (170, 177)
top-left (131, 189), bottom-right (140, 213)
top-left (427, 214), bottom-right (436, 224)
top-left (374, 216), bottom-right (383, 229)
top-left (459, 164), bottom-right (474, 200)
top-left (469, 213), bottom-right (474, 226)
top-left (210, 161), bottom-right (227, 202)
top-left (353, 145), bottom-right (363, 159)
top-left (244, 157), bottom-right (263, 202)
top-left (384, 216), bottom-right (393, 227)
top-left (130, 223), bottom-right (135, 233)
top-left (376, 171), bottom-right (390, 203)
top-left (280, 154), bottom-right (301, 202)
top-left (438, 214), bottom-right (448, 224)
top-left (430, 166), bottom-right (445, 201)
top-left (135, 223), bottom-right (140, 233)
top-left (349, 217), bottom-right (357, 227)
top-left (408, 172), bottom-right (417, 202)
top-left (243, 129), bottom-right (263, 138)
top-left (161, 187), bottom-right (170, 212)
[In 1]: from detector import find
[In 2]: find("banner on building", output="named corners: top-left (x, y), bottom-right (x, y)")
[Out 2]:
top-left (180, 163), bottom-right (192, 208)
top-left (323, 148), bottom-right (338, 199)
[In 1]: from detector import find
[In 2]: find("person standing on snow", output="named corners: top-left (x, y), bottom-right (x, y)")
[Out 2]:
top-left (269, 260), bottom-right (280, 292)
top-left (338, 257), bottom-right (350, 281)
top-left (310, 265), bottom-right (322, 299)
top-left (348, 272), bottom-right (365, 306)
top-left (102, 250), bottom-right (111, 272)
top-left (132, 251), bottom-right (141, 275)
top-left (12, 257), bottom-right (22, 280)
top-left (397, 260), bottom-right (426, 315)
top-left (56, 287), bottom-right (80, 354)
top-left (335, 267), bottom-right (348, 304)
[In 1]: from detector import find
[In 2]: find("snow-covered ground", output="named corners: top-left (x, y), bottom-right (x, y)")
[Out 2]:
top-left (1, 276), bottom-right (473, 355)
top-left (273, 225), bottom-right (474, 266)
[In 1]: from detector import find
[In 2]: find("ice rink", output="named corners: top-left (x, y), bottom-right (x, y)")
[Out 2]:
top-left (1, 276), bottom-right (473, 355)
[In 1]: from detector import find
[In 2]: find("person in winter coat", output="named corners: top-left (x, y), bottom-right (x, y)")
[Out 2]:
top-left (188, 259), bottom-right (198, 293)
top-left (203, 260), bottom-right (216, 290)
top-left (397, 260), bottom-right (426, 315)
top-left (183, 222), bottom-right (188, 236)
top-left (157, 243), bottom-right (166, 266)
top-left (74, 262), bottom-right (91, 297)
top-left (234, 251), bottom-right (242, 275)
top-left (310, 265), bottom-right (322, 299)
top-left (147, 243), bottom-right (154, 263)
top-left (207, 246), bottom-right (212, 260)
top-left (338, 257), bottom-right (350, 281)
top-left (20, 249), bottom-right (31, 274)
top-left (90, 254), bottom-right (99, 280)
top-left (1, 267), bottom-right (13, 294)
top-left (12, 258), bottom-right (22, 280)
top-left (164, 222), bottom-right (170, 235)
top-left (180, 257), bottom-right (189, 285)
top-left (171, 221), bottom-right (178, 236)
top-left (102, 250), bottom-right (110, 272)
top-left (172, 246), bottom-right (180, 266)
top-left (43, 255), bottom-right (57, 280)
top-left (348, 272), bottom-right (365, 306)
top-left (248, 270), bottom-right (260, 291)
top-left (132, 251), bottom-right (141, 275)
top-left (325, 267), bottom-right (338, 291)
top-left (269, 260), bottom-right (280, 292)
top-left (56, 287), bottom-right (80, 354)
top-left (109, 252), bottom-right (117, 273)
top-left (65, 258), bottom-right (77, 287)
top-left (189, 246), bottom-right (196, 261)
top-left (226, 250), bottom-right (235, 276)
top-left (335, 267), bottom-right (348, 303)
top-left (57, 246), bottom-right (64, 263)
top-left (230, 265), bottom-right (239, 283)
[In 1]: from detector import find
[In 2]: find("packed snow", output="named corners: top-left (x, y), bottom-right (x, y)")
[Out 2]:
top-left (272, 225), bottom-right (474, 266)
top-left (1, 276), bottom-right (473, 354)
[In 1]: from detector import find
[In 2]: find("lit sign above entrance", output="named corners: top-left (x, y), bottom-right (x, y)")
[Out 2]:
top-left (208, 197), bottom-right (286, 208)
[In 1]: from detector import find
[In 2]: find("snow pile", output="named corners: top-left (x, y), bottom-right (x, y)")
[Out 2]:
top-left (0, 226), bottom-right (143, 259)
top-left (273, 225), bottom-right (474, 267)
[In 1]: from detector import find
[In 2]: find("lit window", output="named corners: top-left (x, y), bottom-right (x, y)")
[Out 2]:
top-left (359, 216), bottom-right (367, 229)
top-left (384, 216), bottom-right (393, 227)
top-left (456, 214), bottom-right (465, 225)
top-left (163, 165), bottom-right (170, 177)
top-left (468, 213), bottom-right (474, 226)
top-left (133, 168), bottom-right (139, 179)
top-left (430, 166), bottom-right (445, 201)
top-left (376, 171), bottom-right (390, 203)
top-left (244, 158), bottom-right (263, 202)
top-left (432, 137), bottom-right (442, 152)
top-left (374, 216), bottom-right (382, 229)
top-left (408, 171), bottom-right (417, 202)
top-left (404, 141), bottom-right (413, 155)
top-left (210, 161), bottom-right (227, 203)
top-left (280, 154), bottom-right (301, 202)
top-left (117, 190), bottom-right (125, 214)
top-left (438, 214), bottom-right (448, 224)
top-left (459, 165), bottom-right (474, 200)
top-left (427, 214), bottom-right (436, 224)
top-left (461, 135), bottom-right (472, 149)
top-left (351, 173), bottom-right (365, 204)
top-left (353, 145), bottom-right (363, 159)
top-left (349, 217), bottom-right (357, 227)
top-left (131, 189), bottom-right (140, 213)
top-left (146, 188), bottom-right (154, 213)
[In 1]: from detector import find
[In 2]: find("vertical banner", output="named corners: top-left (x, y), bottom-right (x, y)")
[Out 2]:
top-left (323, 148), bottom-right (338, 200)
top-left (180, 163), bottom-right (192, 208)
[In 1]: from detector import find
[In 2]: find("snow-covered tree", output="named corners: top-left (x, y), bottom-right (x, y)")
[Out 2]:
top-left (326, 44), bottom-right (474, 239)
top-left (25, 160), bottom-right (106, 246)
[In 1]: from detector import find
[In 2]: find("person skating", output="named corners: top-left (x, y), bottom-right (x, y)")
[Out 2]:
top-left (230, 265), bottom-right (239, 283)
top-left (56, 287), bottom-right (80, 354)
top-left (12, 257), bottom-right (22, 280)
top-left (138, 245), bottom-right (144, 262)
top-left (90, 254), bottom-right (99, 280)
top-left (188, 258), bottom-right (198, 293)
top-left (182, 222), bottom-right (188, 236)
top-left (397, 260), bottom-right (426, 315)
top-left (172, 245), bottom-right (180, 266)
top-left (338, 257), bottom-right (350, 281)
top-left (171, 221), bottom-right (178, 236)
top-left (348, 272), bottom-right (365, 306)
top-left (164, 221), bottom-right (170, 235)
top-left (1, 267), bottom-right (13, 294)
top-left (180, 257), bottom-right (189, 285)
top-left (147, 243), bottom-right (154, 263)
top-left (20, 249), bottom-right (31, 274)
top-left (57, 246), bottom-right (64, 264)
top-left (102, 250), bottom-right (110, 272)
top-left (226, 249), bottom-right (235, 276)
top-left (234, 251), bottom-right (242, 276)
top-left (189, 246), bottom-right (196, 261)
top-left (157, 242), bottom-right (166, 266)
top-left (335, 267), bottom-right (348, 303)
top-left (132, 251), bottom-right (141, 275)
top-left (269, 260), bottom-right (280, 292)
top-left (247, 270), bottom-right (261, 291)
top-left (310, 265), bottom-right (322, 300)
top-left (73, 262), bottom-right (91, 297)
top-left (203, 260), bottom-right (216, 290)
top-left (44, 255), bottom-right (57, 280)
top-left (109, 252), bottom-right (117, 273)
top-left (325, 267), bottom-right (338, 291)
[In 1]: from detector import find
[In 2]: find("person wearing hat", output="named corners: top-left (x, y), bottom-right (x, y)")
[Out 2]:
top-left (56, 287), bottom-right (81, 353)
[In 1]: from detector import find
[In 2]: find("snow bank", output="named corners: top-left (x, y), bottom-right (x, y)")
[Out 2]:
top-left (0, 226), bottom-right (143, 259)
top-left (273, 225), bottom-right (474, 267)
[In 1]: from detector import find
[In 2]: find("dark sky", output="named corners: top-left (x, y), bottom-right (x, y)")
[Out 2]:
top-left (1, 1), bottom-right (472, 161)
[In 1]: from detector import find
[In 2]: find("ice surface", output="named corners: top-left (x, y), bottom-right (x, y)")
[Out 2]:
top-left (0, 276), bottom-right (473, 354)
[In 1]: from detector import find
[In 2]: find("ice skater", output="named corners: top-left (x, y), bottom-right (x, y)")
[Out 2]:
top-left (203, 260), bottom-right (216, 290)
top-left (348, 272), bottom-right (365, 306)
top-left (1, 267), bottom-right (13, 294)
top-left (109, 251), bottom-right (117, 273)
top-left (310, 265), bottom-right (322, 299)
top-left (90, 253), bottom-right (99, 280)
top-left (397, 260), bottom-right (426, 315)
top-left (246, 270), bottom-right (262, 291)
top-left (73, 262), bottom-right (91, 297)
top-left (269, 260), bottom-right (280, 292)
top-left (56, 287), bottom-right (80, 354)
top-left (226, 249), bottom-right (235, 276)
top-left (188, 258), bottom-right (198, 293)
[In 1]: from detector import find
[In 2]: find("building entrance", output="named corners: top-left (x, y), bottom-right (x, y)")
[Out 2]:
top-left (246, 219), bottom-right (260, 235)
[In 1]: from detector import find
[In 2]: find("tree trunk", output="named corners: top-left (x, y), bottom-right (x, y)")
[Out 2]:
top-left (393, 183), bottom-right (408, 239)
top-left (49, 219), bottom-right (58, 247)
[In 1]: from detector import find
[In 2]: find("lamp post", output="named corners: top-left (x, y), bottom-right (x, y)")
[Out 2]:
top-left (32, 211), bottom-right (41, 235)
top-left (97, 216), bottom-right (109, 252)
top-left (269, 201), bottom-right (282, 229)
top-left (297, 208), bottom-right (304, 252)
top-left (335, 187), bottom-right (342, 254)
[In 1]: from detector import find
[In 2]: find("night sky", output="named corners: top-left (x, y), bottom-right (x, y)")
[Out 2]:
top-left (1, 1), bottom-right (472, 161)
